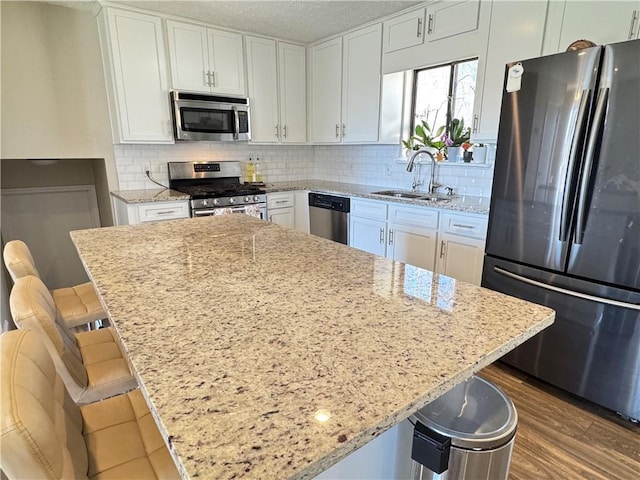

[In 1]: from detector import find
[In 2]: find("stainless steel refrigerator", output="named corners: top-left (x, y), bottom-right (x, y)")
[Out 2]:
top-left (482, 39), bottom-right (640, 421)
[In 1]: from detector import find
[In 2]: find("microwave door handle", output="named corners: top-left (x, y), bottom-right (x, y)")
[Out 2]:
top-left (575, 87), bottom-right (609, 245)
top-left (233, 106), bottom-right (240, 141)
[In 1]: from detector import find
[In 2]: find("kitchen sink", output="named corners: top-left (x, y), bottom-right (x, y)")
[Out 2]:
top-left (371, 190), bottom-right (455, 202)
top-left (371, 190), bottom-right (426, 199)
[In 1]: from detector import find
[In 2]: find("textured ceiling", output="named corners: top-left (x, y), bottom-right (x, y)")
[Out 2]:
top-left (50, 1), bottom-right (422, 44)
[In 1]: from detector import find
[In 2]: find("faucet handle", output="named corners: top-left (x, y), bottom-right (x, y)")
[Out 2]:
top-left (445, 186), bottom-right (455, 196)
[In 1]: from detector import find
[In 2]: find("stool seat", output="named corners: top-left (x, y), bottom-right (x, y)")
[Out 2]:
top-left (0, 329), bottom-right (180, 480)
top-left (3, 239), bottom-right (106, 328)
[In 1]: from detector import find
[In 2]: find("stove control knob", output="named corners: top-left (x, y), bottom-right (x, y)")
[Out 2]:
top-left (229, 197), bottom-right (235, 204)
top-left (253, 195), bottom-right (260, 202)
top-left (213, 198), bottom-right (219, 205)
top-left (202, 199), bottom-right (208, 206)
top-left (244, 196), bottom-right (250, 202)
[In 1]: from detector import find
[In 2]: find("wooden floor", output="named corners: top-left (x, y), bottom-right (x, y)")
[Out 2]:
top-left (478, 363), bottom-right (640, 480)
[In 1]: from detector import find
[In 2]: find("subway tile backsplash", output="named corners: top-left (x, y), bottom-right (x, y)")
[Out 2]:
top-left (114, 143), bottom-right (496, 198)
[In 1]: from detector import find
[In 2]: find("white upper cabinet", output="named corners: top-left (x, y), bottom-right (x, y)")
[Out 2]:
top-left (545, 0), bottom-right (640, 54)
top-left (383, 8), bottom-right (425, 53)
top-left (98, 7), bottom-right (173, 144)
top-left (245, 37), bottom-right (306, 143)
top-left (278, 42), bottom-right (307, 143)
top-left (342, 23), bottom-right (383, 143)
top-left (245, 36), bottom-right (279, 142)
top-left (425, 0), bottom-right (480, 42)
top-left (166, 20), bottom-right (245, 95)
top-left (310, 37), bottom-right (343, 143)
top-left (472, 0), bottom-right (548, 141)
top-left (310, 23), bottom-right (382, 144)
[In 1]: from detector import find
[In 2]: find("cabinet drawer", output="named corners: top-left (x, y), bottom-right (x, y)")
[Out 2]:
top-left (440, 212), bottom-right (488, 239)
top-left (267, 192), bottom-right (295, 209)
top-left (137, 201), bottom-right (189, 223)
top-left (351, 198), bottom-right (388, 220)
top-left (388, 204), bottom-right (438, 229)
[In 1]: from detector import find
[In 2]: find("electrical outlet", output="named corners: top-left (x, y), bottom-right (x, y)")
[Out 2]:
top-left (384, 164), bottom-right (392, 176)
top-left (144, 163), bottom-right (151, 174)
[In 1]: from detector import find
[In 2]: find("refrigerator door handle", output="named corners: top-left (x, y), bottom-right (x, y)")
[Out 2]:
top-left (494, 266), bottom-right (640, 311)
top-left (574, 87), bottom-right (609, 245)
top-left (560, 89), bottom-right (591, 242)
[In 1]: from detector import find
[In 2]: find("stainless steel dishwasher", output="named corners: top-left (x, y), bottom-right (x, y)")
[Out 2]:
top-left (308, 193), bottom-right (350, 244)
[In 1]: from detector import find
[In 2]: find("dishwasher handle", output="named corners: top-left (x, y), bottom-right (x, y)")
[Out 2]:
top-left (308, 193), bottom-right (350, 213)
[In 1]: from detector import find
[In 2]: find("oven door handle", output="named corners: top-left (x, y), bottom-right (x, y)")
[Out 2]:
top-left (193, 206), bottom-right (248, 216)
top-left (233, 106), bottom-right (240, 141)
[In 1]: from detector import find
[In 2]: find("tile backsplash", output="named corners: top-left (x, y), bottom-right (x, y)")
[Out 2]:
top-left (114, 143), bottom-right (496, 198)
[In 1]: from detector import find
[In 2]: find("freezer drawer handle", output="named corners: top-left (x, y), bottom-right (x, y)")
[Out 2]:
top-left (494, 267), bottom-right (640, 311)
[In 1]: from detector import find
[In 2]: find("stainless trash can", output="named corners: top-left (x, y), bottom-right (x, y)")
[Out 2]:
top-left (410, 375), bottom-right (518, 480)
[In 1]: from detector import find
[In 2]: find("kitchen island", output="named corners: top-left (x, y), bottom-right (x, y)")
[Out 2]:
top-left (70, 215), bottom-right (554, 480)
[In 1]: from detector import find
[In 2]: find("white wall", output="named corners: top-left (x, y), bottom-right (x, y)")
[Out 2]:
top-left (0, 1), bottom-right (119, 193)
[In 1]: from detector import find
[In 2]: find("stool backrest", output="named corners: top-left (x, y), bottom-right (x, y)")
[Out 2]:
top-left (9, 275), bottom-right (89, 399)
top-left (3, 239), bottom-right (41, 281)
top-left (0, 329), bottom-right (89, 479)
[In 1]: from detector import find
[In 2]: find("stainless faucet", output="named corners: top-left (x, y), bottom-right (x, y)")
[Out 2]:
top-left (407, 149), bottom-right (441, 194)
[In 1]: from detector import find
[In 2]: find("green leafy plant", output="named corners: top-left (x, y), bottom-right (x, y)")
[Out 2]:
top-left (446, 118), bottom-right (471, 147)
top-left (404, 119), bottom-right (447, 152)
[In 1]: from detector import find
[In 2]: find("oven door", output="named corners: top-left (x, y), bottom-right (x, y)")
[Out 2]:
top-left (173, 99), bottom-right (250, 142)
top-left (193, 204), bottom-right (266, 219)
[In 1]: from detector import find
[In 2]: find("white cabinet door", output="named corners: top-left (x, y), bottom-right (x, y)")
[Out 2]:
top-left (246, 36), bottom-right (279, 143)
top-left (383, 8), bottom-right (426, 53)
top-left (269, 207), bottom-right (295, 228)
top-left (388, 224), bottom-right (438, 271)
top-left (557, 1), bottom-right (640, 50)
top-left (166, 20), bottom-right (210, 92)
top-left (342, 23), bottom-right (382, 143)
top-left (437, 233), bottom-right (485, 285)
top-left (310, 37), bottom-right (343, 143)
top-left (99, 8), bottom-right (173, 143)
top-left (208, 28), bottom-right (246, 95)
top-left (472, 0), bottom-right (547, 141)
top-left (279, 42), bottom-right (307, 143)
top-left (350, 216), bottom-right (387, 256)
top-left (425, 0), bottom-right (480, 42)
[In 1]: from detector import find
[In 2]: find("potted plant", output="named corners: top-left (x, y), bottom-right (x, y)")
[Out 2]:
top-left (403, 119), bottom-right (447, 161)
top-left (444, 118), bottom-right (471, 162)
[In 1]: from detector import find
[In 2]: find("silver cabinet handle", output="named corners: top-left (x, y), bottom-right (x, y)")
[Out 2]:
top-left (275, 200), bottom-right (288, 204)
top-left (494, 267), bottom-right (640, 311)
top-left (275, 124), bottom-right (279, 137)
top-left (388, 229), bottom-right (394, 246)
top-left (283, 125), bottom-right (287, 138)
top-left (629, 10), bottom-right (638, 39)
top-left (472, 114), bottom-right (479, 133)
top-left (427, 13), bottom-right (434, 34)
top-left (342, 124), bottom-right (346, 137)
top-left (204, 71), bottom-right (210, 86)
top-left (379, 228), bottom-right (385, 244)
top-left (452, 223), bottom-right (474, 229)
top-left (335, 124), bottom-right (340, 138)
top-left (439, 240), bottom-right (446, 259)
top-left (417, 18), bottom-right (422, 37)
top-left (210, 71), bottom-right (216, 87)
top-left (156, 210), bottom-right (175, 215)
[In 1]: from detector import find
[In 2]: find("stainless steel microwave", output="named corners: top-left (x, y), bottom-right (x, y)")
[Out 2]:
top-left (170, 91), bottom-right (250, 142)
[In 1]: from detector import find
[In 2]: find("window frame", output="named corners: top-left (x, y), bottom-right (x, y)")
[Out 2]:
top-left (409, 57), bottom-right (478, 139)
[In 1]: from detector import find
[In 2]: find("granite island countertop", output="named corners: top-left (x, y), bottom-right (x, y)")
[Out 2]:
top-left (71, 215), bottom-right (553, 480)
top-left (110, 180), bottom-right (490, 215)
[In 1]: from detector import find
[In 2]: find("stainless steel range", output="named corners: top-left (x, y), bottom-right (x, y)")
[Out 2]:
top-left (168, 161), bottom-right (266, 218)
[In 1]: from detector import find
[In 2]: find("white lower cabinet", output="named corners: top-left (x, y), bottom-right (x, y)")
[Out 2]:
top-left (112, 198), bottom-right (189, 225)
top-left (267, 192), bottom-right (295, 228)
top-left (349, 199), bottom-right (438, 270)
top-left (436, 212), bottom-right (488, 285)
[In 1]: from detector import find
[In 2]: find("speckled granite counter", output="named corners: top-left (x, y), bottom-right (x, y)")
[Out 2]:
top-left (110, 181), bottom-right (490, 214)
top-left (111, 188), bottom-right (190, 203)
top-left (71, 215), bottom-right (553, 480)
